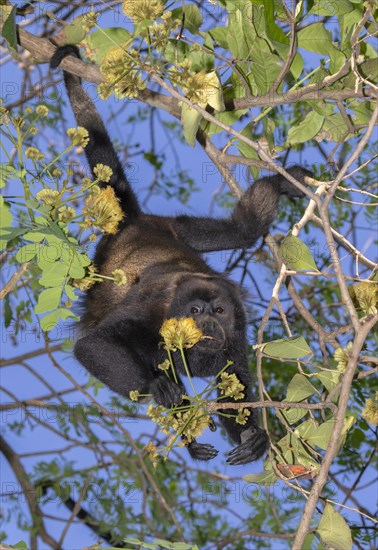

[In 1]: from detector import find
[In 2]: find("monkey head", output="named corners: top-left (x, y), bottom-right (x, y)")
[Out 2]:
top-left (167, 274), bottom-right (246, 352)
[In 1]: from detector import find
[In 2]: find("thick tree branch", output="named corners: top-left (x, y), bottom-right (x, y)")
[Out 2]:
top-left (5, 24), bottom-right (372, 117)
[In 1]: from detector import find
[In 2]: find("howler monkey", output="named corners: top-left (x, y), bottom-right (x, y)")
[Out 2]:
top-left (51, 45), bottom-right (311, 465)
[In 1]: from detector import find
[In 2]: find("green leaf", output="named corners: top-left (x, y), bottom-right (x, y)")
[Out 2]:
top-left (317, 504), bottom-right (352, 550)
top-left (275, 44), bottom-right (304, 79)
top-left (65, 284), bottom-right (79, 301)
top-left (278, 234), bottom-right (319, 271)
top-left (39, 309), bottom-right (61, 332)
top-left (4, 295), bottom-right (12, 327)
top-left (243, 470), bottom-right (277, 485)
top-left (300, 417), bottom-right (355, 450)
top-left (256, 335), bottom-right (312, 360)
top-left (302, 534), bottom-right (317, 550)
top-left (15, 243), bottom-right (41, 263)
top-left (203, 71), bottom-right (225, 112)
top-left (286, 111), bottom-right (325, 145)
top-left (282, 404), bottom-right (308, 425)
top-left (38, 261), bottom-right (69, 287)
top-left (249, 38), bottom-right (281, 95)
top-left (297, 22), bottom-right (334, 55)
top-left (287, 374), bottom-right (318, 401)
top-left (318, 113), bottom-right (352, 142)
top-left (85, 28), bottom-right (132, 63)
top-left (0, 163), bottom-right (18, 188)
top-left (0, 195), bottom-right (13, 250)
top-left (123, 538), bottom-right (156, 549)
top-left (35, 287), bottom-right (62, 314)
top-left (294, 419), bottom-right (318, 440)
top-left (329, 48), bottom-right (346, 73)
top-left (359, 58), bottom-right (378, 84)
top-left (209, 26), bottom-right (229, 49)
top-left (171, 5), bottom-right (202, 35)
top-left (63, 14), bottom-right (88, 44)
top-left (10, 542), bottom-right (29, 550)
top-left (181, 103), bottom-right (201, 147)
top-left (226, 9), bottom-right (255, 60)
top-left (315, 370), bottom-right (340, 392)
top-left (165, 40), bottom-right (214, 72)
top-left (1, 5), bottom-right (17, 57)
top-left (309, 0), bottom-right (354, 16)
top-left (40, 308), bottom-right (78, 332)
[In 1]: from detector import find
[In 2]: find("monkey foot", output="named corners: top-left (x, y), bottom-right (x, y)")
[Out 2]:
top-left (226, 427), bottom-right (269, 465)
top-left (187, 441), bottom-right (219, 461)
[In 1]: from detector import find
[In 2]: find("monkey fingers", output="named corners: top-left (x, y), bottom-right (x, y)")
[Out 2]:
top-left (226, 427), bottom-right (269, 465)
top-left (149, 376), bottom-right (184, 408)
top-left (187, 441), bottom-right (219, 461)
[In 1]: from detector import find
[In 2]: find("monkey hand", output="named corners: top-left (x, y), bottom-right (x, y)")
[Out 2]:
top-left (278, 166), bottom-right (313, 198)
top-left (149, 376), bottom-right (184, 408)
top-left (187, 440), bottom-right (219, 461)
top-left (226, 426), bottom-right (269, 465)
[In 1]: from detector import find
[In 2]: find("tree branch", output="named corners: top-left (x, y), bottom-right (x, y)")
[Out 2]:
top-left (0, 435), bottom-right (60, 549)
top-left (0, 262), bottom-right (30, 301)
top-left (292, 314), bottom-right (377, 550)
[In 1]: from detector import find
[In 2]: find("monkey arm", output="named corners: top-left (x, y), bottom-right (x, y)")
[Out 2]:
top-left (50, 45), bottom-right (141, 218)
top-left (162, 166), bottom-right (311, 253)
top-left (74, 318), bottom-right (184, 407)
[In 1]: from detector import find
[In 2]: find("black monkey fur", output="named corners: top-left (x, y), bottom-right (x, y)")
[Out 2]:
top-left (51, 45), bottom-right (312, 465)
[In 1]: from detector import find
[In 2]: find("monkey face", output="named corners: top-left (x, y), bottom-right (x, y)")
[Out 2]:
top-left (167, 274), bottom-right (245, 351)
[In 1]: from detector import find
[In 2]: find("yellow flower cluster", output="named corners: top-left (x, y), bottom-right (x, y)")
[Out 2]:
top-left (147, 404), bottom-right (210, 443)
top-left (25, 146), bottom-right (45, 161)
top-left (129, 390), bottom-right (140, 402)
top-left (144, 441), bottom-right (159, 466)
top-left (218, 372), bottom-right (245, 400)
top-left (334, 342), bottom-right (353, 373)
top-left (169, 61), bottom-right (210, 105)
top-left (147, 404), bottom-right (167, 425)
top-left (157, 359), bottom-right (171, 371)
top-left (0, 103), bottom-right (10, 126)
top-left (93, 163), bottom-right (113, 183)
top-left (172, 409), bottom-right (211, 442)
top-left (36, 105), bottom-right (49, 116)
top-left (98, 47), bottom-right (145, 100)
top-left (82, 186), bottom-right (124, 234)
top-left (36, 188), bottom-right (60, 205)
top-left (67, 127), bottom-right (90, 147)
top-left (362, 392), bottom-right (378, 426)
top-left (160, 317), bottom-right (203, 351)
top-left (236, 408), bottom-right (251, 425)
top-left (148, 12), bottom-right (180, 52)
top-left (349, 282), bottom-right (378, 315)
top-left (82, 9), bottom-right (98, 33)
top-left (73, 264), bottom-right (98, 292)
top-left (58, 206), bottom-right (76, 223)
top-left (112, 268), bottom-right (127, 286)
top-left (122, 0), bottom-right (164, 23)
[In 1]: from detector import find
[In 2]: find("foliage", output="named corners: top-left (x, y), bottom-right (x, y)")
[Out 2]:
top-left (0, 1), bottom-right (377, 549)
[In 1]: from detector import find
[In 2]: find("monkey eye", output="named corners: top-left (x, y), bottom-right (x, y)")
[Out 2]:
top-left (215, 306), bottom-right (224, 314)
top-left (190, 306), bottom-right (202, 314)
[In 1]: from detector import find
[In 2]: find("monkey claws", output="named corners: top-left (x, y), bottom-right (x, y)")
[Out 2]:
top-left (187, 441), bottom-right (219, 461)
top-left (226, 427), bottom-right (269, 465)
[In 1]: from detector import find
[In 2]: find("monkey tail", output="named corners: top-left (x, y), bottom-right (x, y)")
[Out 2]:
top-left (50, 45), bottom-right (141, 219)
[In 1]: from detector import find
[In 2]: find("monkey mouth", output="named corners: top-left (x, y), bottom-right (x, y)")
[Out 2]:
top-left (198, 334), bottom-right (225, 351)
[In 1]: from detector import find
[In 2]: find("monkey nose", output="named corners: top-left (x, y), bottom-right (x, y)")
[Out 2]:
top-left (200, 319), bottom-right (220, 334)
